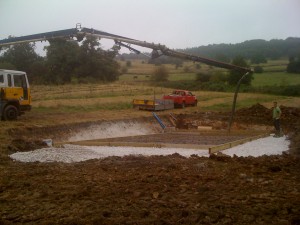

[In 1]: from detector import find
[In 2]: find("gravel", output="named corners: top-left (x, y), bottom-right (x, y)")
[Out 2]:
top-left (10, 135), bottom-right (290, 163)
top-left (222, 135), bottom-right (290, 157)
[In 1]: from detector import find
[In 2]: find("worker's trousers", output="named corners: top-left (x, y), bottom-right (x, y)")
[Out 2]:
top-left (273, 118), bottom-right (281, 132)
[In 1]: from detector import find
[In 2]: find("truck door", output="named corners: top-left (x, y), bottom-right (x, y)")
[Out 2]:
top-left (3, 73), bottom-right (20, 100)
top-left (13, 74), bottom-right (28, 100)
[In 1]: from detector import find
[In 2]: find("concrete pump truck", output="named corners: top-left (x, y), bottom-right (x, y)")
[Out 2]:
top-left (0, 24), bottom-right (251, 121)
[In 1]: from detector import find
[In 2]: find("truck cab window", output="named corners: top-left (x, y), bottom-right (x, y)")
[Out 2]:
top-left (14, 75), bottom-right (27, 88)
top-left (0, 74), bottom-right (3, 83)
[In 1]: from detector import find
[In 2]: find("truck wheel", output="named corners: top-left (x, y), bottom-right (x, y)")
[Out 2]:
top-left (3, 105), bottom-right (18, 121)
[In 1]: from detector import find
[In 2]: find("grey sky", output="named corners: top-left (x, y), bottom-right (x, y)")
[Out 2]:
top-left (1, 0), bottom-right (300, 53)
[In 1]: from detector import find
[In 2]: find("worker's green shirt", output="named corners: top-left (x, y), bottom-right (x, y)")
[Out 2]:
top-left (273, 106), bottom-right (281, 119)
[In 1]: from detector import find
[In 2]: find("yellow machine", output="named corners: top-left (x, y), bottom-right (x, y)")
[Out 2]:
top-left (0, 69), bottom-right (31, 120)
top-left (133, 99), bottom-right (174, 111)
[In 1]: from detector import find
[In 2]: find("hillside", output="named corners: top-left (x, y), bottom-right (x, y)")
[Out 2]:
top-left (119, 37), bottom-right (300, 62)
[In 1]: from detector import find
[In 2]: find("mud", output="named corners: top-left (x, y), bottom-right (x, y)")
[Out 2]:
top-left (1, 104), bottom-right (300, 224)
top-left (1, 154), bottom-right (299, 224)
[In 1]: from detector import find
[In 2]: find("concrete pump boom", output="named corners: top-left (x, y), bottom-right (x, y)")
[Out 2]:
top-left (0, 24), bottom-right (252, 73)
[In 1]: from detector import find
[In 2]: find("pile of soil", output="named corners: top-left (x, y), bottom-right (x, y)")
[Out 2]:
top-left (235, 103), bottom-right (300, 126)
top-left (235, 103), bottom-right (271, 122)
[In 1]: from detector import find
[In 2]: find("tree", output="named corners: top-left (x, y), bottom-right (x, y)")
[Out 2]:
top-left (76, 36), bottom-right (120, 82)
top-left (126, 60), bottom-right (132, 67)
top-left (29, 59), bottom-right (49, 84)
top-left (287, 55), bottom-right (300, 73)
top-left (227, 56), bottom-right (252, 85)
top-left (0, 42), bottom-right (39, 72)
top-left (45, 38), bottom-right (80, 84)
top-left (44, 36), bottom-right (119, 84)
top-left (250, 53), bottom-right (267, 64)
top-left (196, 72), bottom-right (210, 82)
top-left (152, 65), bottom-right (169, 81)
top-left (215, 54), bottom-right (230, 63)
top-left (254, 66), bottom-right (264, 73)
top-left (0, 62), bottom-right (16, 70)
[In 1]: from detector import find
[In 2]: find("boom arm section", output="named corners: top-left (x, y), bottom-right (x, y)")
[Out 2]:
top-left (161, 48), bottom-right (252, 72)
top-left (0, 25), bottom-right (252, 73)
top-left (83, 31), bottom-right (252, 73)
top-left (0, 28), bottom-right (80, 46)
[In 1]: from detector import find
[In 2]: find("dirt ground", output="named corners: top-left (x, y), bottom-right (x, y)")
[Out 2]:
top-left (1, 104), bottom-right (300, 225)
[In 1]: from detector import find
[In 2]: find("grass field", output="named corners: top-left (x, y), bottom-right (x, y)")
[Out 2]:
top-left (118, 59), bottom-right (300, 88)
top-left (252, 72), bottom-right (300, 86)
top-left (30, 82), bottom-right (300, 115)
top-left (26, 58), bottom-right (300, 120)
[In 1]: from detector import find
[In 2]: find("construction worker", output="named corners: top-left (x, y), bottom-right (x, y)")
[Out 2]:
top-left (272, 101), bottom-right (282, 137)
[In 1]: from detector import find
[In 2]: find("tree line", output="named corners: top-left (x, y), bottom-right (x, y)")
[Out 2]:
top-left (0, 36), bottom-right (120, 84)
top-left (1, 36), bottom-right (299, 85)
top-left (119, 37), bottom-right (300, 68)
top-left (181, 37), bottom-right (300, 63)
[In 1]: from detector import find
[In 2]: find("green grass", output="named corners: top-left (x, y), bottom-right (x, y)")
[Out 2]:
top-left (119, 74), bottom-right (151, 81)
top-left (252, 72), bottom-right (300, 87)
top-left (34, 102), bottom-right (133, 113)
top-left (201, 94), bottom-right (291, 111)
top-left (262, 65), bottom-right (286, 72)
top-left (252, 59), bottom-right (288, 67)
top-left (118, 59), bottom-right (299, 89)
top-left (168, 73), bottom-right (196, 81)
top-left (119, 73), bottom-right (196, 82)
top-left (202, 103), bottom-right (230, 111)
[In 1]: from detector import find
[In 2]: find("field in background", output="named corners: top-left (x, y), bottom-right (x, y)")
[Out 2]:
top-left (252, 72), bottom-right (300, 86)
top-left (30, 82), bottom-right (299, 114)
top-left (26, 58), bottom-right (300, 125)
top-left (118, 58), bottom-right (300, 86)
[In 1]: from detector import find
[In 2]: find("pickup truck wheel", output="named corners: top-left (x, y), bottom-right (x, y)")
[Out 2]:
top-left (3, 105), bottom-right (18, 121)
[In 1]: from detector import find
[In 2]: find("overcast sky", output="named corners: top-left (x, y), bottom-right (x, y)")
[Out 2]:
top-left (1, 0), bottom-right (300, 54)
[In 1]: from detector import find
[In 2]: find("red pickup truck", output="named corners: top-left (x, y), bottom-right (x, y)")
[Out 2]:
top-left (163, 90), bottom-right (197, 108)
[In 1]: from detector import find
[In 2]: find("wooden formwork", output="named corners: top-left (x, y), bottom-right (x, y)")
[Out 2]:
top-left (66, 140), bottom-right (211, 150)
top-left (60, 130), bottom-right (270, 155)
top-left (208, 133), bottom-right (270, 154)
